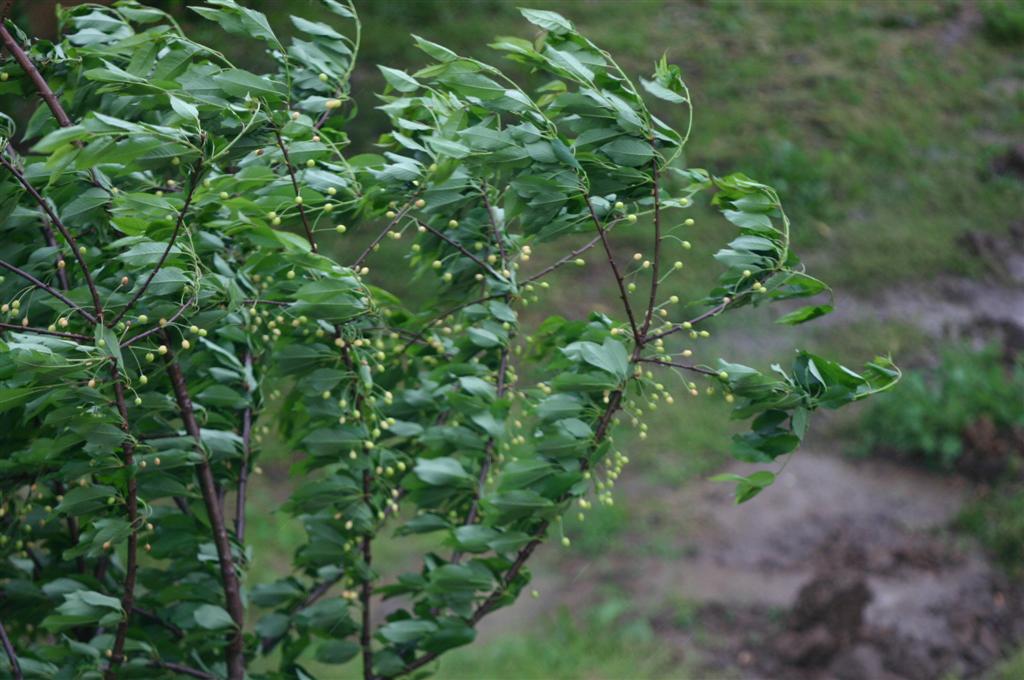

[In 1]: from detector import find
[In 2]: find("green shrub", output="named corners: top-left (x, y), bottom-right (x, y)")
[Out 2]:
top-left (982, 0), bottom-right (1024, 45)
top-left (957, 488), bottom-right (1024, 572)
top-left (858, 346), bottom-right (1024, 470)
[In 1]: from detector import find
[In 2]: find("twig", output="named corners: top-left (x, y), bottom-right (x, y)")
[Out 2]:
top-left (0, 23), bottom-right (72, 127)
top-left (0, 322), bottom-right (89, 342)
top-left (273, 130), bottom-right (317, 252)
top-left (0, 155), bottom-right (104, 320)
top-left (479, 185), bottom-right (507, 265)
top-left (119, 296), bottom-right (195, 348)
top-left (149, 660), bottom-right (216, 679)
top-left (0, 21), bottom-right (101, 187)
top-left (639, 159), bottom-right (662, 338)
top-left (241, 298), bottom-right (291, 307)
top-left (586, 198), bottom-right (639, 343)
top-left (351, 200), bottom-right (417, 270)
top-left (37, 216), bottom-right (70, 291)
top-left (0, 260), bottom-right (97, 325)
top-left (644, 301), bottom-right (728, 343)
top-left (636, 358), bottom-right (718, 377)
top-left (235, 352), bottom-right (253, 542)
top-left (521, 232), bottom-right (602, 284)
top-left (360, 468), bottom-right (374, 680)
top-left (162, 337), bottom-right (246, 679)
top-left (397, 293), bottom-right (505, 354)
top-left (109, 160), bottom-right (204, 326)
top-left (0, 617), bottom-right (22, 680)
top-left (258, 572), bottom-right (343, 653)
top-left (414, 220), bottom-right (505, 281)
top-left (106, 364), bottom-right (139, 678)
top-left (131, 607), bottom-right (184, 639)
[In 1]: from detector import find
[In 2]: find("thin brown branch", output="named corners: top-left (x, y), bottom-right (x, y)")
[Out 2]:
top-left (0, 154), bottom-right (104, 320)
top-left (0, 23), bottom-right (72, 128)
top-left (235, 352), bottom-right (253, 542)
top-left (106, 364), bottom-right (139, 678)
top-left (0, 260), bottom-right (97, 325)
top-left (119, 296), bottom-right (195, 348)
top-left (644, 301), bottom-right (728, 343)
top-left (162, 337), bottom-right (245, 679)
top-left (479, 185), bottom-right (507, 265)
top-left (0, 322), bottom-right (89, 342)
top-left (639, 159), bottom-right (662, 338)
top-left (131, 606), bottom-right (184, 639)
top-left (37, 217), bottom-right (70, 291)
top-left (397, 293), bottom-right (505, 354)
top-left (586, 198), bottom-right (639, 343)
top-left (0, 21), bottom-right (101, 188)
top-left (150, 660), bottom-right (216, 679)
top-left (0, 617), bottom-right (22, 680)
top-left (109, 160), bottom-right (204, 326)
top-left (522, 231), bottom-right (602, 284)
top-left (241, 298), bottom-right (292, 307)
top-left (415, 220), bottom-right (505, 281)
top-left (258, 571), bottom-right (343, 653)
top-left (637, 357), bottom-right (719, 377)
top-left (360, 469), bottom-right (374, 680)
top-left (351, 200), bottom-right (417, 270)
top-left (273, 130), bottom-right (317, 253)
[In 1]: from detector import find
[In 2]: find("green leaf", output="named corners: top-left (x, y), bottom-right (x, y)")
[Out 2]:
top-left (95, 324), bottom-right (124, 372)
top-left (61, 188), bottom-right (108, 222)
top-left (0, 386), bottom-right (39, 414)
top-left (191, 1), bottom-right (279, 47)
top-left (56, 485), bottom-right (117, 516)
top-left (710, 470), bottom-right (776, 504)
top-left (214, 68), bottom-right (287, 99)
top-left (776, 304), bottom-right (833, 325)
top-left (378, 65), bottom-right (421, 93)
top-left (194, 604), bottom-right (236, 630)
top-left (520, 8), bottom-right (574, 34)
top-left (169, 94), bottom-right (199, 121)
top-left (315, 639), bottom-right (360, 664)
top-left (640, 77), bottom-right (687, 104)
top-left (379, 619), bottom-right (437, 644)
top-left (415, 457), bottom-right (473, 487)
top-left (562, 338), bottom-right (628, 379)
top-left (600, 137), bottom-right (654, 167)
